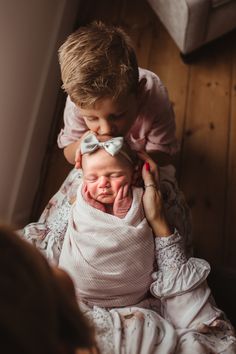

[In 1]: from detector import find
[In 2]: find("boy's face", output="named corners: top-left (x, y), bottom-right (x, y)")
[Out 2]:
top-left (82, 149), bottom-right (133, 204)
top-left (78, 93), bottom-right (138, 137)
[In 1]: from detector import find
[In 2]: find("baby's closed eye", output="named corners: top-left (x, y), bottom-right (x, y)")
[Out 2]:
top-left (84, 175), bottom-right (98, 182)
top-left (110, 173), bottom-right (124, 178)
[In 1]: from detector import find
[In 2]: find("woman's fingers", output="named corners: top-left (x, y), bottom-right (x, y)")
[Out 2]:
top-left (140, 159), bottom-right (165, 225)
top-left (142, 162), bottom-right (156, 185)
top-left (140, 160), bottom-right (173, 237)
top-left (137, 151), bottom-right (159, 186)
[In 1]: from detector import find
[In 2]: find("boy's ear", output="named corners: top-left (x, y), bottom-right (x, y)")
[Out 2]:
top-left (137, 78), bottom-right (147, 97)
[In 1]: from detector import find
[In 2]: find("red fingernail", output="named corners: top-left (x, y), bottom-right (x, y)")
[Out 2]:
top-left (145, 162), bottom-right (150, 171)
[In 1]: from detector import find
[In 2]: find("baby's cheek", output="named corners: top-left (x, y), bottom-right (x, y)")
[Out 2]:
top-left (112, 178), bottom-right (127, 193)
top-left (87, 183), bottom-right (98, 198)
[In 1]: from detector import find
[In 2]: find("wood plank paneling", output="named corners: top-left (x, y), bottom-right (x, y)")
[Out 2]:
top-left (224, 40), bottom-right (236, 268)
top-left (147, 20), bottom-right (189, 172)
top-left (120, 0), bottom-right (155, 69)
top-left (180, 40), bottom-right (232, 264)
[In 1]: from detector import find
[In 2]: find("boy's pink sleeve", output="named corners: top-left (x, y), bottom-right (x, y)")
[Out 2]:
top-left (146, 83), bottom-right (179, 156)
top-left (57, 96), bottom-right (88, 149)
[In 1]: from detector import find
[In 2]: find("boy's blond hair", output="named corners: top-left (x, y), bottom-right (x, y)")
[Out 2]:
top-left (58, 21), bottom-right (139, 107)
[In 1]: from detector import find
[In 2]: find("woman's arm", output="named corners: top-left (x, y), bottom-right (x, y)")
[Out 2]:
top-left (139, 155), bottom-right (223, 330)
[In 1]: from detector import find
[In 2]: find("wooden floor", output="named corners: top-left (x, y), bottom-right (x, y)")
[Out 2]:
top-left (34, 0), bottom-right (236, 270)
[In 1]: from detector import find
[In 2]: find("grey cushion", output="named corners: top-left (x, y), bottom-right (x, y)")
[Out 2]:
top-left (211, 0), bottom-right (232, 8)
top-left (147, 0), bottom-right (236, 54)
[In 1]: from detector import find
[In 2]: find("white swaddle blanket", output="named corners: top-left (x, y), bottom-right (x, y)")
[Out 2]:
top-left (59, 184), bottom-right (155, 308)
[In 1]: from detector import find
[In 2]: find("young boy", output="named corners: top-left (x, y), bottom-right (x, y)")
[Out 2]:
top-left (58, 21), bottom-right (178, 167)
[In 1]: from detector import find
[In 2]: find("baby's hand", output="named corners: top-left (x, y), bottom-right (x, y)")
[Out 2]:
top-left (113, 184), bottom-right (132, 218)
top-left (82, 184), bottom-right (106, 212)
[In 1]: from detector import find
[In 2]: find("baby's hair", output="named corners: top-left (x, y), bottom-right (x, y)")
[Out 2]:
top-left (59, 21), bottom-right (139, 107)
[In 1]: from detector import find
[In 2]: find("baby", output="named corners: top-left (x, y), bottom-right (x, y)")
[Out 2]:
top-left (81, 134), bottom-right (134, 218)
top-left (59, 133), bottom-right (156, 308)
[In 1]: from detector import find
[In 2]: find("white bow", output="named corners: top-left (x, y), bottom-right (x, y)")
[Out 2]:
top-left (81, 134), bottom-right (124, 157)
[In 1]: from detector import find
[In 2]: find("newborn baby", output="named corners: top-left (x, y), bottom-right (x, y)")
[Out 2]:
top-left (59, 133), bottom-right (155, 308)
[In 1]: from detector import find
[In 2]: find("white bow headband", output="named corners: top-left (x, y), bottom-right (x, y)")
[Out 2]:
top-left (80, 133), bottom-right (133, 164)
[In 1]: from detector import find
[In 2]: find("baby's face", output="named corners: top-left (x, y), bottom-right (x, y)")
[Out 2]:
top-left (82, 149), bottom-right (133, 204)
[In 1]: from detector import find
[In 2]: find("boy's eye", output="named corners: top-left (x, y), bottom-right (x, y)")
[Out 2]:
top-left (84, 116), bottom-right (98, 122)
top-left (109, 112), bottom-right (126, 120)
top-left (112, 115), bottom-right (121, 120)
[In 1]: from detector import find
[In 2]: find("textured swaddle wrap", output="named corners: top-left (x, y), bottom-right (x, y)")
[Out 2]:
top-left (59, 184), bottom-right (155, 308)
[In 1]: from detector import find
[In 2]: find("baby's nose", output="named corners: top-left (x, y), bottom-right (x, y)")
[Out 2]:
top-left (98, 176), bottom-right (110, 188)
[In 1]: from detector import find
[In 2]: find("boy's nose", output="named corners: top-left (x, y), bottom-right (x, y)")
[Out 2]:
top-left (99, 119), bottom-right (113, 135)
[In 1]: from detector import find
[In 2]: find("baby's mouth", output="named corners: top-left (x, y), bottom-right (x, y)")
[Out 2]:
top-left (98, 190), bottom-right (112, 197)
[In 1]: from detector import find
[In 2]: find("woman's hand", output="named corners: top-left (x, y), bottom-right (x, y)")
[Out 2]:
top-left (138, 151), bottom-right (173, 237)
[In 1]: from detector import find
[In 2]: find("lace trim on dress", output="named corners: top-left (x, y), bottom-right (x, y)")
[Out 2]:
top-left (155, 229), bottom-right (187, 271)
top-left (151, 230), bottom-right (210, 298)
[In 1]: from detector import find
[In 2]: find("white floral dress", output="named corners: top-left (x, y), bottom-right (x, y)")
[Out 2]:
top-left (81, 232), bottom-right (236, 354)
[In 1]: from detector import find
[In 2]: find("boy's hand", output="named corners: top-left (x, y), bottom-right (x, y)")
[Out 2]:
top-left (113, 184), bottom-right (132, 218)
top-left (81, 184), bottom-right (106, 212)
top-left (75, 146), bottom-right (82, 169)
top-left (75, 131), bottom-right (97, 169)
